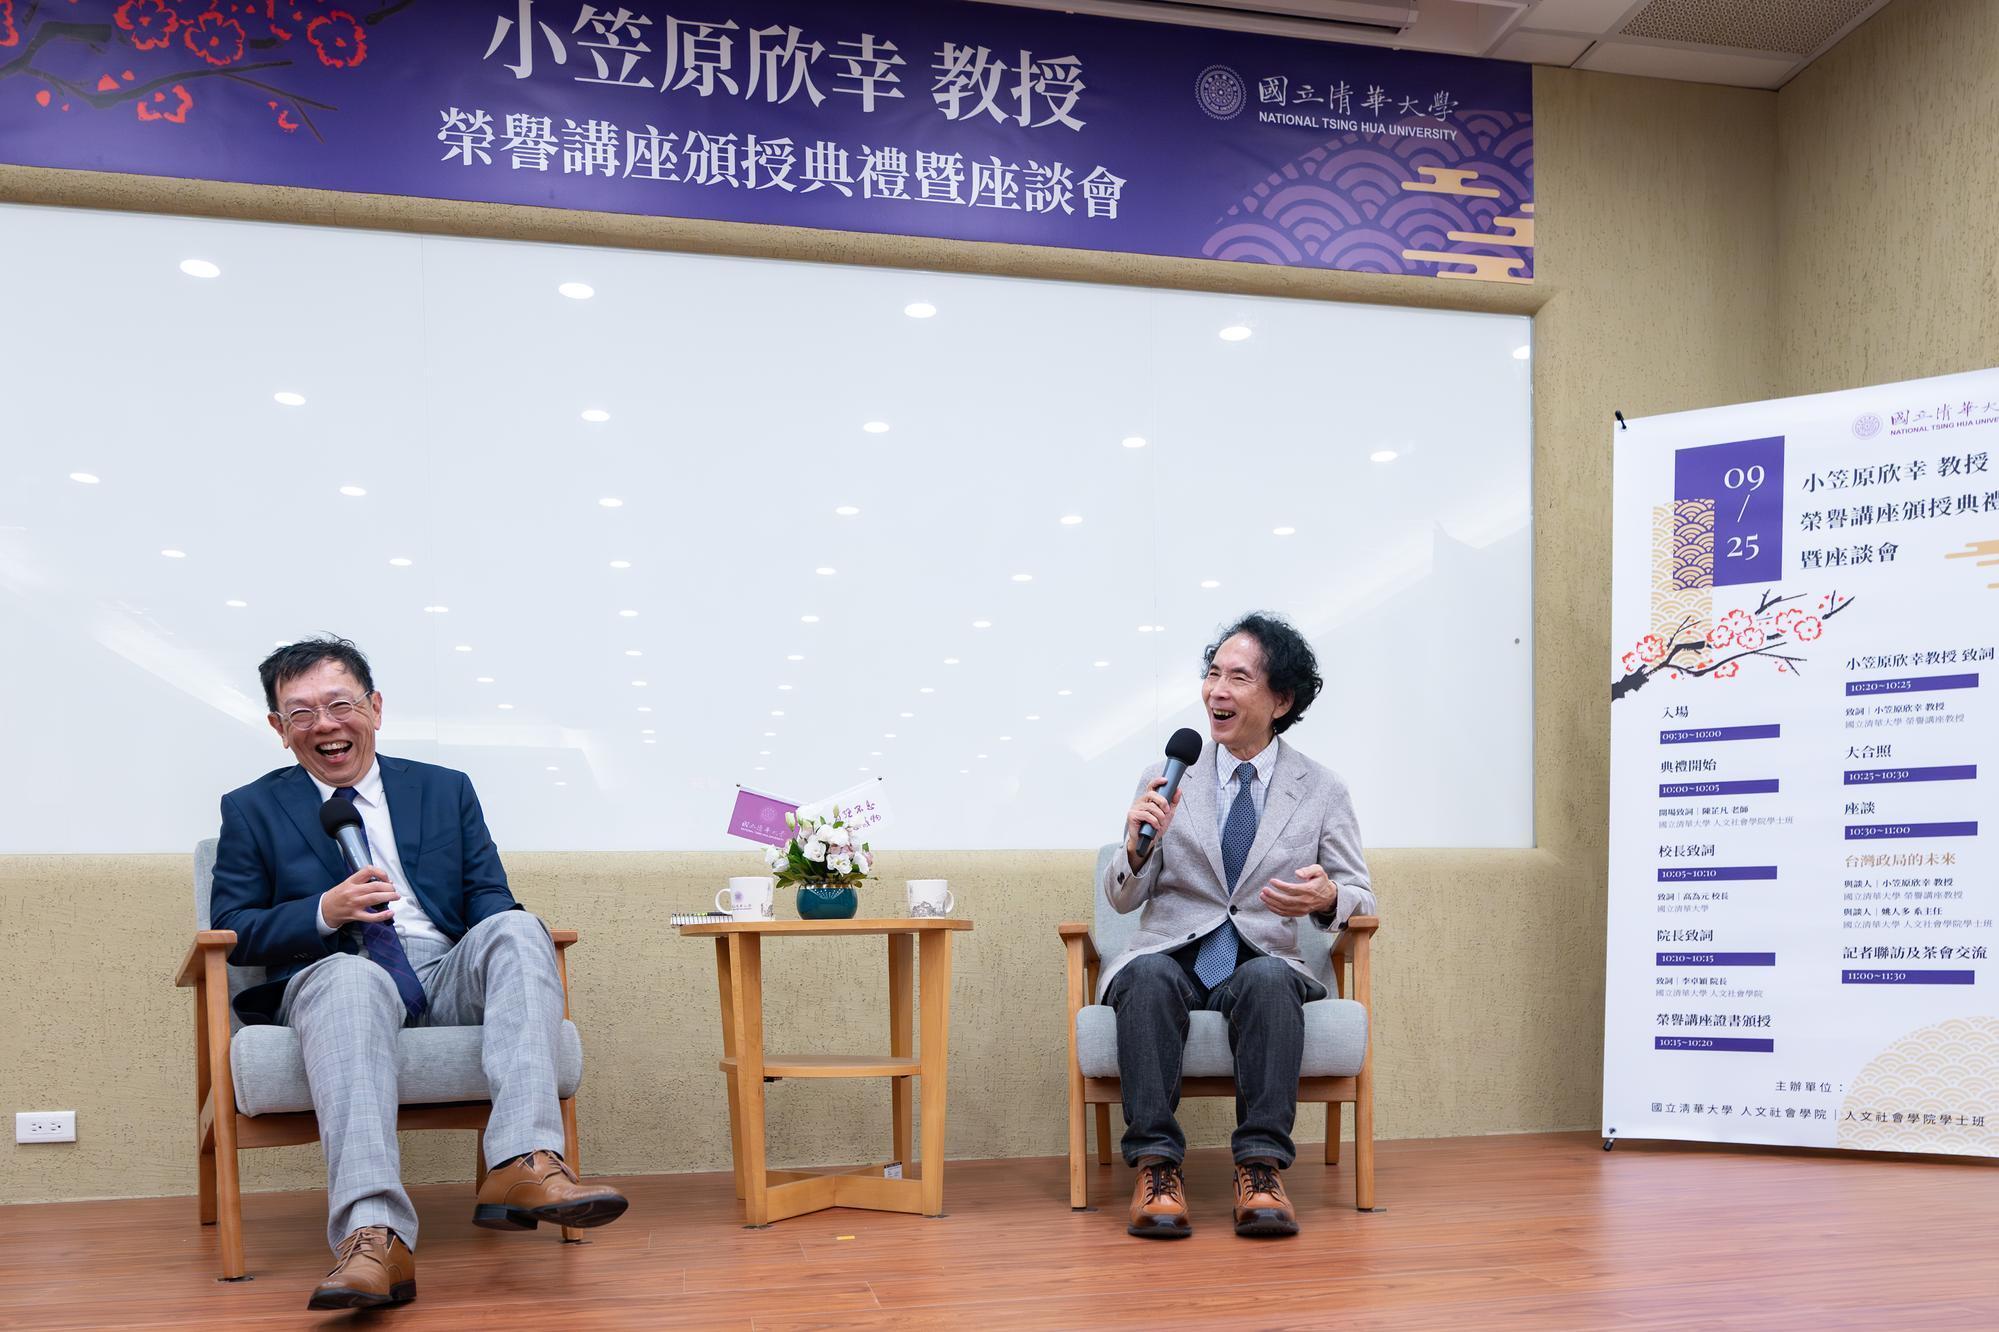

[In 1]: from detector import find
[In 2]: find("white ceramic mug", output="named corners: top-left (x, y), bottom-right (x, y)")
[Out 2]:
top-left (906, 879), bottom-right (955, 917)
top-left (716, 876), bottom-right (776, 921)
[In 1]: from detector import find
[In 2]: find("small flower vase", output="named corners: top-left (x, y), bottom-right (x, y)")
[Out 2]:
top-left (795, 882), bottom-right (859, 920)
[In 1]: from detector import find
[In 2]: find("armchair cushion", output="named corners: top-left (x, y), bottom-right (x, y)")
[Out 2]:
top-left (1075, 1000), bottom-right (1366, 1080)
top-left (231, 1021), bottom-right (584, 1117)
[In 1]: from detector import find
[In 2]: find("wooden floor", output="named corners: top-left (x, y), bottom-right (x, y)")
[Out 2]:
top-left (4, 1132), bottom-right (1996, 1329)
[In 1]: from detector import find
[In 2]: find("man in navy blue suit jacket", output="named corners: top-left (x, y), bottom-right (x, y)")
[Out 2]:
top-left (212, 635), bottom-right (627, 1310)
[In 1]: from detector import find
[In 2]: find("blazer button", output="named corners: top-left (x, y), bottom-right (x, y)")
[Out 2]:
top-left (1186, 932), bottom-right (1196, 940)
top-left (1230, 905), bottom-right (1240, 915)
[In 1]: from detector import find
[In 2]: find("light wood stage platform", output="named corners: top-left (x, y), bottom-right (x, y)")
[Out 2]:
top-left (2, 1132), bottom-right (1993, 1329)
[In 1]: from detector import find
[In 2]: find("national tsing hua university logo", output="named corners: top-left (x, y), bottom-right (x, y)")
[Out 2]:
top-left (1195, 65), bottom-right (1246, 120)
top-left (1852, 412), bottom-right (1883, 439)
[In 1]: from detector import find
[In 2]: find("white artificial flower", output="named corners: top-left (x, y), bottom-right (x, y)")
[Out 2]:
top-left (855, 850), bottom-right (872, 874)
top-left (763, 844), bottom-right (786, 869)
top-left (803, 838), bottom-right (828, 862)
top-left (823, 825), bottom-right (851, 848)
top-left (828, 850), bottom-right (854, 875)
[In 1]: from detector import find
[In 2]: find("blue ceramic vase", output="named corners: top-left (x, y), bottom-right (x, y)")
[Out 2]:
top-left (795, 883), bottom-right (859, 920)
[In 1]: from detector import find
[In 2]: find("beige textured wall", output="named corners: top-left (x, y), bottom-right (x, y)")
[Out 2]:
top-left (1777, 0), bottom-right (1999, 395)
top-left (1, 65), bottom-right (1788, 1204)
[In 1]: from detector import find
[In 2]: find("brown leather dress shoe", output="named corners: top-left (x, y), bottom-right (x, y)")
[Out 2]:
top-left (1233, 1159), bottom-right (1300, 1238)
top-left (474, 1150), bottom-right (630, 1231)
top-left (1127, 1158), bottom-right (1192, 1239)
top-left (308, 1226), bottom-right (415, 1310)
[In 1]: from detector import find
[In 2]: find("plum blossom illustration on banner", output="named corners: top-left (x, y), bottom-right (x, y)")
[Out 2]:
top-left (0, 0), bottom-right (402, 138)
top-left (1611, 588), bottom-right (1857, 702)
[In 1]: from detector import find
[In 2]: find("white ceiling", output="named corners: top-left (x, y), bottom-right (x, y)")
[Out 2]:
top-left (992, 0), bottom-right (1896, 90)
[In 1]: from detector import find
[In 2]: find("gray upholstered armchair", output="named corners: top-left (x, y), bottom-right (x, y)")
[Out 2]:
top-left (176, 839), bottom-right (587, 1279)
top-left (1059, 845), bottom-right (1379, 1212)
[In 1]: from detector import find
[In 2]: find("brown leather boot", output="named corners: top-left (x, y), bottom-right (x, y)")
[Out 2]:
top-left (307, 1226), bottom-right (415, 1310)
top-left (474, 1150), bottom-right (630, 1231)
top-left (1233, 1159), bottom-right (1300, 1237)
top-left (1127, 1157), bottom-right (1192, 1239)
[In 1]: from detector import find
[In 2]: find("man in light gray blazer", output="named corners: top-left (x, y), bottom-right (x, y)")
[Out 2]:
top-left (1098, 612), bottom-right (1376, 1240)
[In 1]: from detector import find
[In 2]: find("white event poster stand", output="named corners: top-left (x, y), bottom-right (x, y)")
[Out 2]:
top-left (1604, 368), bottom-right (1998, 1157)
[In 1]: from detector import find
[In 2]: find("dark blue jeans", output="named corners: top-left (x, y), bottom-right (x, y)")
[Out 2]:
top-left (1103, 945), bottom-right (1320, 1168)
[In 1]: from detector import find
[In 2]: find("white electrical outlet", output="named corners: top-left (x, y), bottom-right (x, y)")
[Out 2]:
top-left (15, 1111), bottom-right (76, 1144)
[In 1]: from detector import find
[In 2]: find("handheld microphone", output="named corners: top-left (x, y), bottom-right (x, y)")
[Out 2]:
top-left (318, 794), bottom-right (373, 877)
top-left (1137, 728), bottom-right (1204, 858)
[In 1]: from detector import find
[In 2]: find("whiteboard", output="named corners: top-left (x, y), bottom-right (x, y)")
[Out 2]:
top-left (0, 204), bottom-right (1532, 852)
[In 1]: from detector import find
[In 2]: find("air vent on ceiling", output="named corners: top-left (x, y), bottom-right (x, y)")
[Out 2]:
top-left (1619, 0), bottom-right (1880, 57)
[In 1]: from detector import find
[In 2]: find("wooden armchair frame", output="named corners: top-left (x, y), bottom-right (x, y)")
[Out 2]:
top-left (174, 927), bottom-right (585, 1280)
top-left (1058, 916), bottom-right (1379, 1212)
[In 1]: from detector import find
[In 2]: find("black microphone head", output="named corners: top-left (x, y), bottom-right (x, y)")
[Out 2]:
top-left (1164, 728), bottom-right (1204, 766)
top-left (319, 794), bottom-right (363, 838)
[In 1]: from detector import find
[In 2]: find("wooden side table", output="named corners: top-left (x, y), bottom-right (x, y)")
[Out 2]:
top-left (679, 918), bottom-right (973, 1226)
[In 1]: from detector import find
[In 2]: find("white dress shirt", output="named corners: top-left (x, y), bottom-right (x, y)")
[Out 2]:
top-left (310, 760), bottom-right (449, 946)
top-left (1215, 737), bottom-right (1277, 832)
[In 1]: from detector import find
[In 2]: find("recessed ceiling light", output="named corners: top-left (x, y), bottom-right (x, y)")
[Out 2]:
top-left (760, 750), bottom-right (772, 756)
top-left (339, 485), bottom-right (366, 497)
top-left (1056, 689), bottom-right (1072, 696)
top-left (179, 258), bottom-right (220, 279)
top-left (999, 735), bottom-right (1012, 742)
top-left (771, 710), bottom-right (785, 717)
top-left (1011, 573), bottom-right (1033, 583)
top-left (626, 649), bottom-right (643, 657)
top-left (919, 687), bottom-right (935, 693)
top-left (763, 731), bottom-right (777, 737)
top-left (1094, 660), bottom-right (1110, 668)
top-left (1200, 579), bottom-right (1221, 589)
top-left (900, 711), bottom-right (914, 718)
top-left (225, 599), bottom-right (247, 608)
top-left (943, 657), bottom-right (960, 665)
top-left (161, 549), bottom-right (186, 559)
top-left (1219, 324), bottom-right (1252, 342)
top-left (631, 680), bottom-right (648, 687)
top-left (546, 765), bottom-right (560, 772)
top-left (1513, 344), bottom-right (1531, 361)
top-left (424, 605), bottom-right (449, 614)
top-left (1370, 449), bottom-right (1399, 463)
top-left (498, 702), bottom-right (515, 710)
top-left (1136, 624), bottom-right (1153, 633)
top-left (642, 728), bottom-right (656, 735)
top-left (598, 497), bottom-right (623, 508)
top-left (69, 472), bottom-right (100, 485)
top-left (619, 609), bottom-right (639, 617)
top-left (858, 767), bottom-right (871, 772)
top-left (870, 750), bottom-right (883, 757)
top-left (1025, 714), bottom-right (1041, 721)
top-left (862, 421), bottom-right (890, 434)
top-left (1059, 514), bottom-right (1083, 525)
top-left (1121, 436), bottom-right (1147, 450)
top-left (638, 705), bottom-right (653, 712)
top-left (815, 566), bottom-right (836, 576)
top-left (959, 769), bottom-right (970, 775)
top-left (903, 301), bottom-right (936, 319)
top-left (977, 753), bottom-right (988, 760)
top-left (1272, 526), bottom-right (1296, 536)
top-left (787, 654), bottom-right (805, 662)
top-left (609, 559), bottom-right (631, 569)
top-left (801, 614), bottom-right (820, 623)
top-left (778, 684), bottom-right (793, 691)
top-left (972, 619), bottom-right (992, 629)
top-left (884, 733), bottom-right (897, 739)
top-left (455, 644), bottom-right (472, 652)
top-left (273, 640), bottom-right (289, 648)
top-left (476, 676), bottom-right (495, 683)
top-left (389, 557), bottom-right (412, 567)
top-left (835, 504), bottom-right (861, 516)
top-left (558, 281), bottom-right (594, 300)
top-left (273, 391), bottom-right (305, 407)
top-left (553, 780), bottom-right (568, 787)
top-left (581, 408), bottom-right (611, 423)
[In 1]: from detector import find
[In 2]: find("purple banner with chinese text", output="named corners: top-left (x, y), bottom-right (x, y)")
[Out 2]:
top-left (0, 0), bottom-right (1534, 280)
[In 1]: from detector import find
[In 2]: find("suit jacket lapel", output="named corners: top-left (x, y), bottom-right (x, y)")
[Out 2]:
top-left (1179, 744), bottom-right (1228, 893)
top-left (277, 765), bottom-right (348, 886)
top-left (379, 755), bottom-right (425, 885)
top-left (1236, 740), bottom-right (1305, 898)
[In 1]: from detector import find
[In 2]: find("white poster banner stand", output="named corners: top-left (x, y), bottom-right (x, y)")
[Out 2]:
top-left (1604, 368), bottom-right (1998, 1157)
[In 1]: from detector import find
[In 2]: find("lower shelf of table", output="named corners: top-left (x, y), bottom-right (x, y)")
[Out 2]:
top-left (760, 1163), bottom-right (931, 1221)
top-left (719, 1054), bottom-right (921, 1078)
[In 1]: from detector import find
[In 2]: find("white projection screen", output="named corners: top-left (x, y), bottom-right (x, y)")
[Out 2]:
top-left (0, 204), bottom-right (1533, 853)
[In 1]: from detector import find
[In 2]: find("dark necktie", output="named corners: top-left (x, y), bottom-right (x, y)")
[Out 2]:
top-left (335, 787), bottom-right (427, 1021)
top-left (1194, 761), bottom-right (1260, 989)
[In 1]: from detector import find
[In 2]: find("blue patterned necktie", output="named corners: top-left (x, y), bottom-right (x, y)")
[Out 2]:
top-left (335, 787), bottom-right (427, 1021)
top-left (1194, 761), bottom-right (1260, 989)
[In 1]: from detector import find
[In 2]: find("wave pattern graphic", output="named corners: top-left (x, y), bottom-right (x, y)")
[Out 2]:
top-left (1203, 110), bottom-right (1535, 280)
top-left (1652, 501), bottom-right (1713, 650)
top-left (1838, 1016), bottom-right (1999, 1159)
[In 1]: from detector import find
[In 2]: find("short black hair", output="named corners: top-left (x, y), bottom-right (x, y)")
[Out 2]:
top-left (259, 635), bottom-right (376, 713)
top-left (1202, 612), bottom-right (1322, 735)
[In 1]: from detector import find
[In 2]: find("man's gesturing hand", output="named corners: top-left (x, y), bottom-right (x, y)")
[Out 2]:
top-left (1261, 864), bottom-right (1338, 918)
top-left (320, 866), bottom-right (398, 926)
